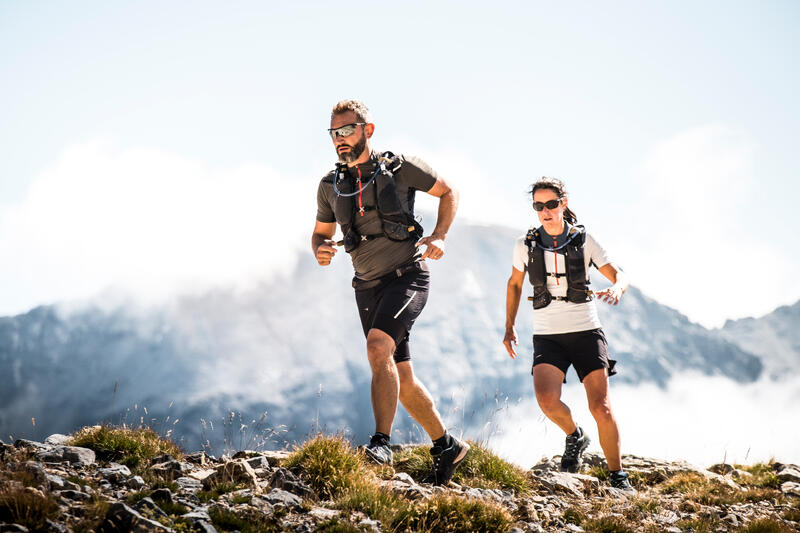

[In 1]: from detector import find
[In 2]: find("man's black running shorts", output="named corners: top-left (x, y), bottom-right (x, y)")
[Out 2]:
top-left (354, 262), bottom-right (429, 363)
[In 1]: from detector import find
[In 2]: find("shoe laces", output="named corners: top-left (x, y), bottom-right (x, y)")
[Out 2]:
top-left (565, 434), bottom-right (582, 455)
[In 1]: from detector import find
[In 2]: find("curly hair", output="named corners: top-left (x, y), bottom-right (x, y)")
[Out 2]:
top-left (529, 176), bottom-right (578, 224)
top-left (331, 99), bottom-right (373, 123)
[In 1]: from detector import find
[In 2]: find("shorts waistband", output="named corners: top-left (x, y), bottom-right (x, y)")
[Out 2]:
top-left (352, 261), bottom-right (427, 290)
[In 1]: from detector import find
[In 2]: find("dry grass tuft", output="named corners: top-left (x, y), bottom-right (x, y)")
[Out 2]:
top-left (69, 425), bottom-right (183, 470)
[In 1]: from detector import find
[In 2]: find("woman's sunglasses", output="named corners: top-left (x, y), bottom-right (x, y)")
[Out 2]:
top-left (328, 123), bottom-right (367, 139)
top-left (533, 199), bottom-right (563, 211)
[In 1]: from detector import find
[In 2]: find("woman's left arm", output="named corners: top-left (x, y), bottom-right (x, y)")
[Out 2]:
top-left (594, 263), bottom-right (628, 306)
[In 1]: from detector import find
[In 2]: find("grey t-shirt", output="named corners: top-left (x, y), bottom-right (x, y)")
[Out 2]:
top-left (316, 151), bottom-right (438, 281)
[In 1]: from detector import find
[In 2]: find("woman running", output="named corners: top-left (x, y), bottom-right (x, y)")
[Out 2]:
top-left (503, 177), bottom-right (633, 491)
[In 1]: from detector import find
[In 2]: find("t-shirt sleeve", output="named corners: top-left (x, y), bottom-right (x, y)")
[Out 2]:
top-left (316, 180), bottom-right (336, 223)
top-left (512, 237), bottom-right (527, 272)
top-left (399, 155), bottom-right (439, 192)
top-left (586, 232), bottom-right (611, 268)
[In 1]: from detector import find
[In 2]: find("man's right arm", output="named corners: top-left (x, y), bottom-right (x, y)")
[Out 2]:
top-left (312, 221), bottom-right (338, 266)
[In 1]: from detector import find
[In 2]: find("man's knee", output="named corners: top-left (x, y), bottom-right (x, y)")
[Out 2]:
top-left (588, 397), bottom-right (613, 422)
top-left (366, 330), bottom-right (395, 366)
top-left (535, 391), bottom-right (561, 414)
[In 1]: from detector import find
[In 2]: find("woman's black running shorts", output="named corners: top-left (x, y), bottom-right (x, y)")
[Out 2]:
top-left (353, 263), bottom-right (429, 363)
top-left (532, 328), bottom-right (617, 382)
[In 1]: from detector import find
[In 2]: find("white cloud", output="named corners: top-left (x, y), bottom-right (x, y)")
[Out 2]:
top-left (0, 141), bottom-right (317, 315)
top-left (489, 374), bottom-right (800, 468)
top-left (616, 124), bottom-right (798, 327)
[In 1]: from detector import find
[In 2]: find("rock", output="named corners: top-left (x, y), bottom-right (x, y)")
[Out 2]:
top-left (0, 525), bottom-right (29, 532)
top-left (44, 434), bottom-right (72, 446)
top-left (202, 459), bottom-right (260, 492)
top-left (709, 463), bottom-right (734, 475)
top-left (245, 455), bottom-right (270, 470)
top-left (309, 507), bottom-right (341, 520)
top-left (45, 519), bottom-right (69, 533)
top-left (262, 488), bottom-right (303, 509)
top-left (134, 497), bottom-right (170, 520)
top-left (192, 522), bottom-right (218, 533)
top-left (36, 446), bottom-right (96, 465)
top-left (781, 481), bottom-right (800, 497)
top-left (665, 528), bottom-right (682, 533)
top-left (127, 475), bottom-right (146, 489)
top-left (268, 467), bottom-right (315, 498)
top-left (98, 463), bottom-right (132, 483)
top-left (13, 438), bottom-right (49, 450)
top-left (392, 472), bottom-right (415, 484)
top-left (150, 458), bottom-right (186, 481)
top-left (182, 509), bottom-right (213, 522)
top-left (150, 454), bottom-right (176, 465)
top-left (261, 450), bottom-right (290, 467)
top-left (8, 461), bottom-right (48, 487)
top-left (534, 472), bottom-right (599, 498)
top-left (184, 451), bottom-right (207, 466)
top-left (176, 476), bottom-right (203, 492)
top-left (359, 517), bottom-right (381, 532)
top-left (565, 524), bottom-right (584, 532)
top-left (777, 466), bottom-right (800, 483)
top-left (187, 468), bottom-right (217, 482)
top-left (47, 473), bottom-right (66, 490)
top-left (99, 502), bottom-right (173, 532)
top-left (150, 488), bottom-right (173, 504)
top-left (59, 489), bottom-right (92, 501)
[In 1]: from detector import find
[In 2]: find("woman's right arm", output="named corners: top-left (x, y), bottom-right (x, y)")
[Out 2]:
top-left (503, 267), bottom-right (526, 359)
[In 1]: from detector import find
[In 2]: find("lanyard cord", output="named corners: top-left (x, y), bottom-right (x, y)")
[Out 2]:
top-left (333, 164), bottom-right (381, 197)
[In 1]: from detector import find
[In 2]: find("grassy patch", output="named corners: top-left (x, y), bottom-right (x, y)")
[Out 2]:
top-left (70, 425), bottom-right (182, 470)
top-left (315, 519), bottom-right (362, 533)
top-left (335, 479), bottom-right (410, 526)
top-left (197, 482), bottom-right (242, 503)
top-left (392, 493), bottom-right (513, 533)
top-left (209, 505), bottom-right (284, 533)
top-left (675, 514), bottom-right (719, 532)
top-left (659, 472), bottom-right (782, 506)
top-left (633, 497), bottom-right (660, 513)
top-left (581, 515), bottom-right (635, 533)
top-left (735, 461), bottom-right (782, 489)
top-left (738, 518), bottom-right (798, 533)
top-left (283, 434), bottom-right (366, 500)
top-left (563, 506), bottom-right (586, 525)
top-left (72, 495), bottom-right (111, 533)
top-left (230, 494), bottom-right (252, 505)
top-left (125, 490), bottom-right (151, 505)
top-left (394, 442), bottom-right (530, 494)
top-left (783, 505), bottom-right (800, 522)
top-left (0, 485), bottom-right (60, 530)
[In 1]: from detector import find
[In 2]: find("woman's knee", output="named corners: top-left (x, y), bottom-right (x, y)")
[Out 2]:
top-left (535, 391), bottom-right (562, 414)
top-left (588, 398), bottom-right (613, 421)
top-left (366, 332), bottom-right (395, 364)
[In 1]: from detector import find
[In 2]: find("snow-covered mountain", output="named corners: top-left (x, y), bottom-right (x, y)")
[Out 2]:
top-left (0, 221), bottom-right (784, 451)
top-left (719, 300), bottom-right (800, 379)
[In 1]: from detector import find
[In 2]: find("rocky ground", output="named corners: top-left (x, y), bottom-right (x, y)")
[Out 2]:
top-left (1, 429), bottom-right (798, 532)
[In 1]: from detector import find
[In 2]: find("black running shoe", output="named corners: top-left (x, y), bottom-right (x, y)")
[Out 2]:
top-left (560, 426), bottom-right (590, 473)
top-left (609, 470), bottom-right (635, 492)
top-left (363, 434), bottom-right (393, 466)
top-left (423, 437), bottom-right (470, 486)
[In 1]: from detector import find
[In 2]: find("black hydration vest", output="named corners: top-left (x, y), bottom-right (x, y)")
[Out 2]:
top-left (525, 225), bottom-right (593, 309)
top-left (329, 151), bottom-right (423, 253)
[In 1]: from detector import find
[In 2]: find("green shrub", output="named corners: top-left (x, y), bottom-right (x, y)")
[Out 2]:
top-left (69, 425), bottom-right (182, 470)
top-left (197, 482), bottom-right (242, 503)
top-left (283, 434), bottom-right (365, 500)
top-left (563, 506), bottom-right (586, 525)
top-left (394, 441), bottom-right (531, 494)
top-left (208, 505), bottom-right (283, 532)
top-left (392, 493), bottom-right (513, 533)
top-left (738, 518), bottom-right (797, 533)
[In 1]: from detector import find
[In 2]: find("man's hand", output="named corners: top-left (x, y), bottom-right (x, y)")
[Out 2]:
top-left (315, 240), bottom-right (338, 266)
top-left (416, 234), bottom-right (445, 260)
top-left (594, 286), bottom-right (624, 306)
top-left (503, 326), bottom-right (518, 359)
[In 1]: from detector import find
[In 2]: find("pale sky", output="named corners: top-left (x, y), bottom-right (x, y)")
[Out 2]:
top-left (1, 1), bottom-right (798, 327)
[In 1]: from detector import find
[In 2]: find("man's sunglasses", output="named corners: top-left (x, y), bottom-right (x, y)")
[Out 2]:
top-left (533, 199), bottom-right (563, 211)
top-left (328, 123), bottom-right (367, 139)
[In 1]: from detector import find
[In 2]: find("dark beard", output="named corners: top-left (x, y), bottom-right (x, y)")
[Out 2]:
top-left (337, 133), bottom-right (367, 163)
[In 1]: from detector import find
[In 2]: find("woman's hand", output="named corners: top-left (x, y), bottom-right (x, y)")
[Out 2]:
top-left (503, 326), bottom-right (518, 358)
top-left (594, 286), bottom-right (624, 306)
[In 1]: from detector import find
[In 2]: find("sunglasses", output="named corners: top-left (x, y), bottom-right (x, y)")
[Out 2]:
top-left (328, 122), bottom-right (367, 139)
top-left (533, 199), bottom-right (563, 211)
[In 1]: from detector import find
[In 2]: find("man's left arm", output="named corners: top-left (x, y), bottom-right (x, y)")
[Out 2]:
top-left (417, 177), bottom-right (459, 260)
